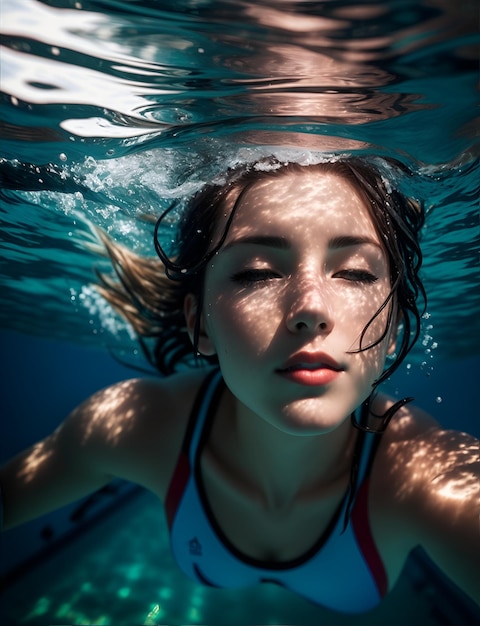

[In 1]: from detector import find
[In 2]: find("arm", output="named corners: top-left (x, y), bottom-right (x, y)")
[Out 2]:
top-left (0, 377), bottom-right (175, 530)
top-left (410, 428), bottom-right (480, 603)
top-left (375, 410), bottom-right (480, 605)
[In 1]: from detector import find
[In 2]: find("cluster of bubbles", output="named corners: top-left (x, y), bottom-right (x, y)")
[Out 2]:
top-left (403, 311), bottom-right (442, 404)
top-left (69, 285), bottom-right (136, 341)
top-left (419, 312), bottom-right (439, 376)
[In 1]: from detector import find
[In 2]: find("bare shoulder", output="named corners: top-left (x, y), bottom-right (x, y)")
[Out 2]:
top-left (369, 393), bottom-right (480, 600)
top-left (371, 393), bottom-right (479, 504)
top-left (0, 367), bottom-right (212, 530)
top-left (62, 367), bottom-right (211, 498)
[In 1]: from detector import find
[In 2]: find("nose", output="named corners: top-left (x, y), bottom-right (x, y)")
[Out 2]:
top-left (285, 276), bottom-right (334, 335)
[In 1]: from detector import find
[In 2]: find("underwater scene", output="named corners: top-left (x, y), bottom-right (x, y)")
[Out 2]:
top-left (1, 0), bottom-right (479, 624)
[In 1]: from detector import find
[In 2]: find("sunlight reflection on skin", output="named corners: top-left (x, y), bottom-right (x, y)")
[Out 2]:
top-left (78, 381), bottom-right (138, 445)
top-left (433, 471), bottom-right (479, 502)
top-left (202, 171), bottom-right (395, 434)
top-left (15, 381), bottom-right (139, 486)
top-left (18, 440), bottom-right (55, 484)
top-left (384, 419), bottom-right (480, 519)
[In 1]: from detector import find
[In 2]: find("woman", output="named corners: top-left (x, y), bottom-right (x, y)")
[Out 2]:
top-left (1, 156), bottom-right (478, 613)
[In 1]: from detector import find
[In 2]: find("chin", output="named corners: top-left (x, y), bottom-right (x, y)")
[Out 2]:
top-left (276, 398), bottom-right (352, 436)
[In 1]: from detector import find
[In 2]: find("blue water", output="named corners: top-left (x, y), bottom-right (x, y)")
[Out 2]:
top-left (1, 0), bottom-right (479, 624)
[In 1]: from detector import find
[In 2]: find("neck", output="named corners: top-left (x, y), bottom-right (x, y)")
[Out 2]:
top-left (211, 391), bottom-right (357, 513)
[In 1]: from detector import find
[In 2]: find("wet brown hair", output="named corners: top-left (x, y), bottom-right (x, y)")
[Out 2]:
top-left (96, 156), bottom-right (426, 392)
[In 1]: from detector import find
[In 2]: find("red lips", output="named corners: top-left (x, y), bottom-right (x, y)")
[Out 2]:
top-left (277, 351), bottom-right (344, 386)
top-left (279, 351), bottom-right (343, 372)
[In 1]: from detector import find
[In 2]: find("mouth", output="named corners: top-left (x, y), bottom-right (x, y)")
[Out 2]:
top-left (276, 352), bottom-right (344, 386)
top-left (280, 362), bottom-right (340, 372)
top-left (278, 351), bottom-right (343, 373)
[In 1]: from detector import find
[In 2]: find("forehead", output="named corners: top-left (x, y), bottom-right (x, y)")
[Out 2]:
top-left (222, 170), bottom-right (379, 239)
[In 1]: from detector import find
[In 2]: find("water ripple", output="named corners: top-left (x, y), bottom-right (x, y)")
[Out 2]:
top-left (0, 0), bottom-right (478, 361)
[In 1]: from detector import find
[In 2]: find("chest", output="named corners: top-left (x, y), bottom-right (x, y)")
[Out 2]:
top-left (199, 453), bottom-right (349, 563)
top-left (195, 449), bottom-right (416, 592)
top-left (170, 460), bottom-right (392, 613)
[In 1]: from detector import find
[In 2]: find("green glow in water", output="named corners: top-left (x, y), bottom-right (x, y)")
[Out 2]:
top-left (55, 602), bottom-right (72, 618)
top-left (159, 587), bottom-right (173, 599)
top-left (117, 586), bottom-right (131, 598)
top-left (25, 596), bottom-right (50, 618)
top-left (187, 606), bottom-right (201, 622)
top-left (125, 563), bottom-right (142, 580)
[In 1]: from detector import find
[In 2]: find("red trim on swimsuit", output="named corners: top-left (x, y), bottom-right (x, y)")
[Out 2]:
top-left (165, 452), bottom-right (190, 529)
top-left (351, 477), bottom-right (388, 597)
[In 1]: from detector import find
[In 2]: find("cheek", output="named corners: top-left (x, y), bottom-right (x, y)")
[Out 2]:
top-left (341, 283), bottom-right (391, 345)
top-left (347, 295), bottom-right (394, 383)
top-left (205, 288), bottom-right (281, 352)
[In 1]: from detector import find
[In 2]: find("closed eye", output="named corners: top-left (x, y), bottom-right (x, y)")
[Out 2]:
top-left (334, 269), bottom-right (379, 284)
top-left (230, 269), bottom-right (282, 287)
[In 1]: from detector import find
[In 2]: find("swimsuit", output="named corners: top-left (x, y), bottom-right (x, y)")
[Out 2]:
top-left (165, 368), bottom-right (388, 613)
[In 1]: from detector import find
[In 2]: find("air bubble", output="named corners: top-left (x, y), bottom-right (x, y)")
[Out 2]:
top-left (435, 396), bottom-right (443, 404)
top-left (59, 153), bottom-right (67, 162)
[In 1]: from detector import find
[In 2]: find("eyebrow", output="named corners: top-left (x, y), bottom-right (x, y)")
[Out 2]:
top-left (222, 234), bottom-right (382, 252)
top-left (328, 235), bottom-right (383, 251)
top-left (222, 235), bottom-right (291, 251)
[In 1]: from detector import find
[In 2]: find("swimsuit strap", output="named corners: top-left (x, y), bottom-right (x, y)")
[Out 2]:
top-left (342, 406), bottom-right (383, 531)
top-left (165, 368), bottom-right (223, 527)
top-left (165, 369), bottom-right (389, 609)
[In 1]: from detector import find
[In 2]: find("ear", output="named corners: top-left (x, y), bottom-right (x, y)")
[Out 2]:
top-left (184, 293), bottom-right (216, 356)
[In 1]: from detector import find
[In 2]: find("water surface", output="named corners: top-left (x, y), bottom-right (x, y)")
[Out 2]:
top-left (1, 0), bottom-right (479, 364)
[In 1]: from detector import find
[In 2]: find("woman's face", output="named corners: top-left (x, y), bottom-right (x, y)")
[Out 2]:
top-left (192, 170), bottom-right (396, 434)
